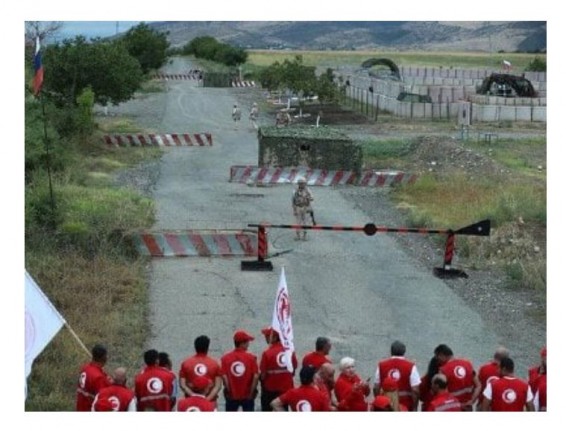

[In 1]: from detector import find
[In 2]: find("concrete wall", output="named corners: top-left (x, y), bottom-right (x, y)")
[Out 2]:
top-left (258, 126), bottom-right (362, 174)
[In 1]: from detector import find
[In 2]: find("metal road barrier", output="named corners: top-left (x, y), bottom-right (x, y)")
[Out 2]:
top-left (104, 133), bottom-right (213, 147)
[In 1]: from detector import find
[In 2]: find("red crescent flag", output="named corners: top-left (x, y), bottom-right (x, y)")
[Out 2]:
top-left (271, 267), bottom-right (295, 372)
top-left (25, 271), bottom-right (65, 381)
top-left (33, 37), bottom-right (44, 96)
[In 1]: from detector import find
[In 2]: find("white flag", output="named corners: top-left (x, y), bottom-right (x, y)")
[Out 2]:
top-left (271, 267), bottom-right (295, 372)
top-left (25, 270), bottom-right (65, 379)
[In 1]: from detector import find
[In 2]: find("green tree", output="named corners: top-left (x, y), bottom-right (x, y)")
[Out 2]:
top-left (315, 68), bottom-right (339, 105)
top-left (43, 36), bottom-right (144, 107)
top-left (526, 56), bottom-right (546, 72)
top-left (120, 22), bottom-right (170, 74)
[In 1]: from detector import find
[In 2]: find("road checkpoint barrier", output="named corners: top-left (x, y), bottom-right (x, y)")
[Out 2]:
top-left (151, 74), bottom-right (201, 80)
top-left (241, 220), bottom-right (491, 277)
top-left (231, 80), bottom-right (256, 87)
top-left (229, 166), bottom-right (417, 187)
top-left (133, 231), bottom-right (258, 257)
top-left (104, 133), bottom-right (213, 147)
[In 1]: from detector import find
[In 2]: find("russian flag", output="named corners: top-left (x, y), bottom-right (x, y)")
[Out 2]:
top-left (33, 37), bottom-right (44, 96)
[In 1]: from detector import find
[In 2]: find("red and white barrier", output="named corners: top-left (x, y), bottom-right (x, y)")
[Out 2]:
top-left (232, 80), bottom-right (256, 87)
top-left (152, 74), bottom-right (201, 80)
top-left (104, 133), bottom-right (213, 147)
top-left (229, 165), bottom-right (417, 187)
top-left (133, 231), bottom-right (257, 257)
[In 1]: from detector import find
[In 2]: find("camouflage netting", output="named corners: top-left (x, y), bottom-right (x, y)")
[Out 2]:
top-left (361, 58), bottom-right (401, 80)
top-left (477, 73), bottom-right (537, 97)
top-left (258, 126), bottom-right (362, 174)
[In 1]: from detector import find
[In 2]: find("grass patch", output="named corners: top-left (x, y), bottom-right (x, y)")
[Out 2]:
top-left (360, 138), bottom-right (415, 169)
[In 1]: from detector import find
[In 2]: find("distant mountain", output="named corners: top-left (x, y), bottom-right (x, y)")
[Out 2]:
top-left (148, 21), bottom-right (546, 52)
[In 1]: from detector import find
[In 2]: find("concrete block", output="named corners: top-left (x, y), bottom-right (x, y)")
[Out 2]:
top-left (477, 105), bottom-right (498, 122)
top-left (412, 103), bottom-right (426, 118)
top-left (499, 106), bottom-right (517, 121)
top-left (532, 107), bottom-right (546, 122)
top-left (516, 107), bottom-right (533, 121)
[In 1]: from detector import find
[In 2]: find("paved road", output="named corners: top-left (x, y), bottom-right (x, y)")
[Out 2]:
top-left (140, 58), bottom-right (504, 406)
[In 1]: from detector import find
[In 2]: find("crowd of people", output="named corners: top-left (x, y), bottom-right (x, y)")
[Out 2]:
top-left (76, 329), bottom-right (546, 412)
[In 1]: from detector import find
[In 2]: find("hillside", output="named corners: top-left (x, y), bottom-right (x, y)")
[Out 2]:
top-left (148, 21), bottom-right (546, 52)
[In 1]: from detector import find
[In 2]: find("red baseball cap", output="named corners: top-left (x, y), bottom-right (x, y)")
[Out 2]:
top-left (234, 330), bottom-right (255, 343)
top-left (381, 376), bottom-right (398, 392)
top-left (191, 376), bottom-right (212, 392)
top-left (541, 346), bottom-right (547, 357)
top-left (372, 395), bottom-right (391, 410)
top-left (261, 326), bottom-right (277, 336)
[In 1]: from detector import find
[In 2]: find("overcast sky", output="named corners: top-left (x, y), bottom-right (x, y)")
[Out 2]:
top-left (57, 21), bottom-right (144, 39)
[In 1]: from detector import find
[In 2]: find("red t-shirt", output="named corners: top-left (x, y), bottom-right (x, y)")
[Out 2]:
top-left (528, 365), bottom-right (545, 393)
top-left (302, 351), bottom-right (331, 370)
top-left (177, 395), bottom-right (217, 412)
top-left (427, 392), bottom-right (462, 412)
top-left (134, 365), bottom-right (176, 411)
top-left (334, 373), bottom-right (370, 410)
top-left (477, 360), bottom-right (500, 404)
top-left (439, 358), bottom-right (476, 404)
top-left (378, 357), bottom-right (417, 410)
top-left (92, 384), bottom-right (136, 411)
top-left (535, 374), bottom-right (547, 411)
top-left (279, 385), bottom-right (331, 411)
top-left (179, 353), bottom-right (221, 392)
top-left (260, 343), bottom-right (297, 393)
top-left (220, 347), bottom-right (259, 400)
top-left (488, 376), bottom-right (532, 411)
top-left (76, 362), bottom-right (112, 411)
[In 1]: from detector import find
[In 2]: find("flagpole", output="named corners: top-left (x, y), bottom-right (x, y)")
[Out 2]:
top-left (39, 93), bottom-right (56, 216)
top-left (64, 322), bottom-right (92, 358)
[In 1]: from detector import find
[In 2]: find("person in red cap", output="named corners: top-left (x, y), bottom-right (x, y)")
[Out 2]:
top-left (426, 373), bottom-right (462, 412)
top-left (220, 330), bottom-right (260, 411)
top-left (371, 395), bottom-right (393, 411)
top-left (92, 367), bottom-right (136, 412)
top-left (378, 376), bottom-right (408, 411)
top-left (334, 357), bottom-right (370, 411)
top-left (476, 346), bottom-right (509, 410)
top-left (301, 337), bottom-right (332, 371)
top-left (259, 327), bottom-right (298, 411)
top-left (179, 335), bottom-right (222, 406)
top-left (482, 357), bottom-right (534, 411)
top-left (176, 376), bottom-right (217, 412)
top-left (373, 340), bottom-right (421, 411)
top-left (434, 344), bottom-right (481, 411)
top-left (76, 344), bottom-right (113, 411)
top-left (271, 366), bottom-right (331, 411)
top-left (528, 346), bottom-right (546, 396)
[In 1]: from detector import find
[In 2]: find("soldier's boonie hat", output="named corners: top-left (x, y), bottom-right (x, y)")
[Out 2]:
top-left (296, 177), bottom-right (306, 184)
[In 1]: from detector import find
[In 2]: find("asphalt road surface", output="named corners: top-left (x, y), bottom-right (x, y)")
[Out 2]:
top-left (141, 58), bottom-right (503, 404)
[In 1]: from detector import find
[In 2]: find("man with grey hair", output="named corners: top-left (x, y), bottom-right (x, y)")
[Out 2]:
top-left (92, 367), bottom-right (136, 412)
top-left (373, 340), bottom-right (421, 411)
top-left (476, 346), bottom-right (510, 410)
top-left (426, 373), bottom-right (462, 412)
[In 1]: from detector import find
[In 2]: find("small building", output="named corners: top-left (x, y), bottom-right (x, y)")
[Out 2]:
top-left (258, 126), bottom-right (362, 175)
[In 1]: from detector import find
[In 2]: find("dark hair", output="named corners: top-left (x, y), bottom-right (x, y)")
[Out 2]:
top-left (434, 344), bottom-right (453, 357)
top-left (158, 352), bottom-right (172, 368)
top-left (92, 344), bottom-right (107, 362)
top-left (499, 357), bottom-right (515, 373)
top-left (300, 366), bottom-right (316, 385)
top-left (144, 349), bottom-right (159, 366)
top-left (194, 335), bottom-right (210, 354)
top-left (391, 340), bottom-right (406, 356)
top-left (316, 337), bottom-right (330, 351)
top-left (425, 356), bottom-right (441, 380)
top-left (432, 375), bottom-right (448, 390)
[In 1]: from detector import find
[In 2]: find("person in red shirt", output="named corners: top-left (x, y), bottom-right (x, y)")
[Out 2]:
top-left (158, 351), bottom-right (178, 410)
top-left (482, 357), bottom-right (534, 411)
top-left (476, 346), bottom-right (509, 410)
top-left (179, 335), bottom-right (222, 404)
top-left (176, 376), bottom-right (217, 412)
top-left (271, 366), bottom-right (331, 411)
top-left (259, 328), bottom-right (298, 411)
top-left (134, 349), bottom-right (176, 411)
top-left (314, 363), bottom-right (337, 410)
top-left (220, 329), bottom-right (260, 411)
top-left (301, 337), bottom-right (332, 371)
top-left (334, 356), bottom-right (370, 411)
top-left (528, 346), bottom-right (546, 395)
top-left (378, 376), bottom-right (408, 411)
top-left (92, 367), bottom-right (136, 412)
top-left (434, 344), bottom-right (481, 411)
top-left (426, 373), bottom-right (462, 412)
top-left (371, 395), bottom-right (393, 411)
top-left (76, 344), bottom-right (112, 411)
top-left (418, 356), bottom-right (440, 411)
top-left (373, 340), bottom-right (421, 411)
top-left (533, 373), bottom-right (546, 411)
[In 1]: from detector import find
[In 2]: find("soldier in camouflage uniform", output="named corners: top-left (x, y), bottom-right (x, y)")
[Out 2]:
top-left (292, 177), bottom-right (314, 240)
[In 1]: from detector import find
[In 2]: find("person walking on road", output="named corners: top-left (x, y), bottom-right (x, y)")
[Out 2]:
top-left (92, 367), bottom-right (136, 412)
top-left (249, 102), bottom-right (259, 130)
top-left (373, 340), bottom-right (421, 411)
top-left (481, 357), bottom-right (534, 411)
top-left (292, 177), bottom-right (314, 240)
top-left (76, 344), bottom-right (112, 411)
top-left (220, 330), bottom-right (260, 411)
top-left (232, 103), bottom-right (241, 129)
top-left (179, 335), bottom-right (222, 406)
top-left (434, 344), bottom-right (481, 411)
